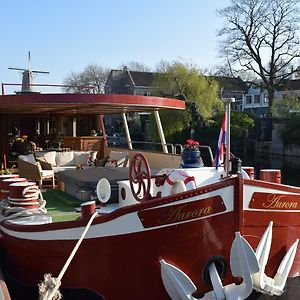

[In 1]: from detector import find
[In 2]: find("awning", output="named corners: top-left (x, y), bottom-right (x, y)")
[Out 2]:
top-left (0, 93), bottom-right (185, 115)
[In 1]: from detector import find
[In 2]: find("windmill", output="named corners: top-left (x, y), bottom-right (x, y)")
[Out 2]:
top-left (8, 51), bottom-right (49, 94)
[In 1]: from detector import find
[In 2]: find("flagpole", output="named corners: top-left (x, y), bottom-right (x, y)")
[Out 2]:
top-left (222, 98), bottom-right (235, 175)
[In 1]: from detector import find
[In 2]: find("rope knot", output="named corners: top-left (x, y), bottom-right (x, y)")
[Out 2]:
top-left (38, 273), bottom-right (62, 300)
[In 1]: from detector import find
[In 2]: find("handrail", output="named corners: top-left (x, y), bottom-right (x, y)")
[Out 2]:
top-left (1, 83), bottom-right (96, 95)
top-left (106, 137), bottom-right (177, 154)
top-left (174, 144), bottom-right (183, 154)
top-left (131, 140), bottom-right (175, 154)
top-left (105, 138), bottom-right (214, 168)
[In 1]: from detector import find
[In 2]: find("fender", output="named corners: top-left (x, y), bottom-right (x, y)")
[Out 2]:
top-left (161, 170), bottom-right (196, 197)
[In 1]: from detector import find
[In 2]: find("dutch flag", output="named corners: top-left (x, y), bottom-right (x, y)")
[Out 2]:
top-left (215, 111), bottom-right (227, 169)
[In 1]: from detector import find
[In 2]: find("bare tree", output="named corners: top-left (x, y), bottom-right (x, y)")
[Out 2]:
top-left (64, 64), bottom-right (110, 93)
top-left (218, 0), bottom-right (300, 116)
top-left (211, 61), bottom-right (235, 78)
top-left (118, 61), bottom-right (151, 72)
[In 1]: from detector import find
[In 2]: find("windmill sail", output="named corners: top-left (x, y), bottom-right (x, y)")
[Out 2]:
top-left (8, 51), bottom-right (49, 94)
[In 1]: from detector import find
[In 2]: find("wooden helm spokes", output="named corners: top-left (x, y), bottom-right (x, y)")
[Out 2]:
top-left (129, 153), bottom-right (151, 201)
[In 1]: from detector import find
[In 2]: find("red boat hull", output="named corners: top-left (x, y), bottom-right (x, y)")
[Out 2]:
top-left (1, 176), bottom-right (300, 299)
top-left (1, 213), bottom-right (236, 299)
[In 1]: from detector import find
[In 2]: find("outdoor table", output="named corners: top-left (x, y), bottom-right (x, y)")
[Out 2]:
top-left (58, 167), bottom-right (130, 202)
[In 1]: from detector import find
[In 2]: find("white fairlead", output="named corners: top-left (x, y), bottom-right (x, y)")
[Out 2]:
top-left (161, 170), bottom-right (196, 197)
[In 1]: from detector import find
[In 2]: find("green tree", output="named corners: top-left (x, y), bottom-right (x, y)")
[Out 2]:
top-left (281, 115), bottom-right (300, 145)
top-left (149, 109), bottom-right (191, 144)
top-left (150, 60), bottom-right (223, 143)
top-left (154, 60), bottom-right (222, 121)
top-left (211, 111), bottom-right (255, 139)
top-left (206, 111), bottom-right (255, 152)
top-left (229, 111), bottom-right (255, 139)
top-left (275, 97), bottom-right (300, 118)
top-left (218, 0), bottom-right (300, 117)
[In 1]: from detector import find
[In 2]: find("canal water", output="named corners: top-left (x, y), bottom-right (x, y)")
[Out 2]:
top-left (239, 151), bottom-right (300, 187)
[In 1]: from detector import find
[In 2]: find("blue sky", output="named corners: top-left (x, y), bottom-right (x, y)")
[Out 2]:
top-left (0, 0), bottom-right (230, 92)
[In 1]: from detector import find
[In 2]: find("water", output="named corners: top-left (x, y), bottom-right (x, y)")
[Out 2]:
top-left (240, 151), bottom-right (300, 187)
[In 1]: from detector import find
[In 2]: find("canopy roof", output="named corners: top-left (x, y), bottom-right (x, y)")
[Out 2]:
top-left (0, 93), bottom-right (185, 115)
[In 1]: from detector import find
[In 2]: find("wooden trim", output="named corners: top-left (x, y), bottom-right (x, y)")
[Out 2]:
top-left (245, 178), bottom-right (300, 193)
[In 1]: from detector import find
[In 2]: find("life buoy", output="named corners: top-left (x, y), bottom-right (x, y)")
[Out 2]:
top-left (161, 170), bottom-right (196, 197)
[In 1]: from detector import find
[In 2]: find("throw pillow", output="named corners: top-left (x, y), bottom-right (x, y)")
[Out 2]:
top-left (74, 151), bottom-right (90, 166)
top-left (56, 152), bottom-right (75, 167)
top-left (87, 151), bottom-right (97, 166)
top-left (96, 156), bottom-right (109, 167)
top-left (42, 151), bottom-right (57, 166)
top-left (105, 151), bottom-right (129, 167)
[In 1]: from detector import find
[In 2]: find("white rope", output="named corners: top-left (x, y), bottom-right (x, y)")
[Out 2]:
top-left (39, 211), bottom-right (98, 300)
top-left (0, 189), bottom-right (47, 220)
top-left (38, 274), bottom-right (62, 300)
top-left (23, 185), bottom-right (40, 198)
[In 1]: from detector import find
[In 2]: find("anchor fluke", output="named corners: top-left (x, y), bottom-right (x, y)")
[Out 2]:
top-left (223, 232), bottom-right (259, 300)
top-left (160, 232), bottom-right (259, 300)
top-left (252, 221), bottom-right (299, 296)
top-left (160, 259), bottom-right (196, 300)
top-left (272, 239), bottom-right (299, 295)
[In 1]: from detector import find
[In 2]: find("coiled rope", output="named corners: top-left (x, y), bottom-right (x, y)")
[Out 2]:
top-left (0, 185), bottom-right (47, 220)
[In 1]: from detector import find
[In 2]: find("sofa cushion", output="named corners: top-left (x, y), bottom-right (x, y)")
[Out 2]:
top-left (87, 151), bottom-right (98, 166)
top-left (41, 169), bottom-right (54, 177)
top-left (74, 151), bottom-right (90, 166)
top-left (19, 154), bottom-right (36, 164)
top-left (105, 151), bottom-right (129, 167)
top-left (56, 152), bottom-right (75, 167)
top-left (96, 156), bottom-right (109, 167)
top-left (35, 151), bottom-right (57, 166)
top-left (52, 166), bottom-right (77, 173)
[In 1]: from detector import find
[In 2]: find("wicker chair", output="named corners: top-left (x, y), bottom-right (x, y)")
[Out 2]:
top-left (17, 154), bottom-right (55, 188)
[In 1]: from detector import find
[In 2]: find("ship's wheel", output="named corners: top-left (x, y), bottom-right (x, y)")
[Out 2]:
top-left (129, 153), bottom-right (151, 201)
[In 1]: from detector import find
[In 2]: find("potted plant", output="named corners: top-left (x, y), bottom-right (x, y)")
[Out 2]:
top-left (49, 130), bottom-right (64, 149)
top-left (90, 130), bottom-right (97, 137)
top-left (181, 139), bottom-right (201, 168)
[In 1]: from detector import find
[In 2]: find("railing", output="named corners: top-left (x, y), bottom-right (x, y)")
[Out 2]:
top-left (1, 83), bottom-right (96, 95)
top-left (106, 136), bottom-right (180, 154)
top-left (174, 144), bottom-right (183, 154)
top-left (105, 138), bottom-right (214, 166)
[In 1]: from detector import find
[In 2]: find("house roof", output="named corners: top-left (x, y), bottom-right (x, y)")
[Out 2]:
top-left (105, 69), bottom-right (157, 88)
top-left (212, 76), bottom-right (248, 92)
top-left (105, 70), bottom-right (132, 88)
top-left (129, 71), bottom-right (158, 87)
top-left (279, 79), bottom-right (300, 91)
top-left (106, 69), bottom-right (248, 92)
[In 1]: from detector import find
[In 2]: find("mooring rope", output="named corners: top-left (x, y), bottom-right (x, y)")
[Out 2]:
top-left (0, 188), bottom-right (47, 220)
top-left (39, 211), bottom-right (98, 300)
